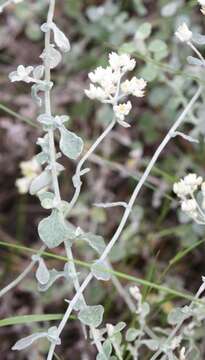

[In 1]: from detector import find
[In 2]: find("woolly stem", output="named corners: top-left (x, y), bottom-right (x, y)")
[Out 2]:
top-left (47, 83), bottom-right (202, 359)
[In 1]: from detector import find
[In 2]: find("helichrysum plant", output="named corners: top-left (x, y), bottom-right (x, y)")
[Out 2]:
top-left (2, 0), bottom-right (205, 359)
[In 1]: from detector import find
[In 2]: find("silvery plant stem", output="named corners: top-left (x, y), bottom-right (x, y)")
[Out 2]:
top-left (65, 116), bottom-right (138, 312)
top-left (66, 118), bottom-right (116, 214)
top-left (65, 244), bottom-right (104, 354)
top-left (47, 86), bottom-right (202, 359)
top-left (43, 0), bottom-right (103, 356)
top-left (108, 262), bottom-right (136, 313)
top-left (0, 246), bottom-right (46, 298)
top-left (150, 279), bottom-right (205, 360)
top-left (44, 0), bottom-right (61, 204)
top-left (188, 41), bottom-right (205, 66)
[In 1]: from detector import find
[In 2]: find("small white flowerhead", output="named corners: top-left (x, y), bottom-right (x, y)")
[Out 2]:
top-left (183, 173), bottom-right (203, 189)
top-left (84, 84), bottom-right (107, 101)
top-left (175, 23), bottom-right (192, 42)
top-left (113, 101), bottom-right (132, 124)
top-left (88, 66), bottom-right (108, 83)
top-left (181, 199), bottom-right (197, 213)
top-left (173, 173), bottom-right (203, 198)
top-left (121, 77), bottom-right (147, 97)
top-left (16, 157), bottom-right (41, 194)
top-left (109, 52), bottom-right (136, 72)
top-left (15, 177), bottom-right (31, 194)
top-left (20, 158), bottom-right (40, 177)
top-left (173, 180), bottom-right (190, 198)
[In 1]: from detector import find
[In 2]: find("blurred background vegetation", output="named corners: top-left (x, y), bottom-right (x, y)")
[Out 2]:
top-left (0, 0), bottom-right (205, 359)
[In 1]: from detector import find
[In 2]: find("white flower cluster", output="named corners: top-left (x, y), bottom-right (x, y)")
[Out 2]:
top-left (173, 173), bottom-right (205, 223)
top-left (175, 23), bottom-right (192, 43)
top-left (16, 157), bottom-right (41, 194)
top-left (85, 52), bottom-right (147, 127)
top-left (198, 0), bottom-right (205, 15)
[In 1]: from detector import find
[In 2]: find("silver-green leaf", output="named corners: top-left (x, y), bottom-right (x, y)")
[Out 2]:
top-left (59, 126), bottom-right (83, 160)
top-left (78, 305), bottom-right (104, 328)
top-left (36, 259), bottom-right (50, 285)
top-left (29, 171), bottom-right (52, 195)
top-left (79, 232), bottom-right (106, 255)
top-left (12, 332), bottom-right (47, 351)
top-left (33, 65), bottom-right (44, 80)
top-left (40, 45), bottom-right (62, 69)
top-left (91, 260), bottom-right (111, 281)
top-left (50, 22), bottom-right (71, 52)
top-left (38, 209), bottom-right (69, 248)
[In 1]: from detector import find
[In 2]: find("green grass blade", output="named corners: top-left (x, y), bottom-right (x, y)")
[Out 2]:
top-left (169, 239), bottom-right (205, 266)
top-left (0, 240), bottom-right (202, 303)
top-left (0, 314), bottom-right (63, 327)
top-left (0, 314), bottom-right (76, 328)
top-left (0, 103), bottom-right (38, 128)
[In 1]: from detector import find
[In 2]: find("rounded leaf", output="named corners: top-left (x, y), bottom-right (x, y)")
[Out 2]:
top-left (78, 305), bottom-right (104, 328)
top-left (91, 260), bottom-right (111, 281)
top-left (29, 171), bottom-right (52, 195)
top-left (36, 259), bottom-right (50, 285)
top-left (38, 209), bottom-right (68, 248)
top-left (59, 126), bottom-right (84, 160)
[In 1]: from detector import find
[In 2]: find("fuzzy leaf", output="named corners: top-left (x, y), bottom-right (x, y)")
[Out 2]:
top-left (37, 114), bottom-right (54, 126)
top-left (29, 171), bottom-right (52, 195)
top-left (38, 209), bottom-right (69, 248)
top-left (192, 33), bottom-right (205, 45)
top-left (12, 332), bottom-right (47, 351)
top-left (38, 191), bottom-right (55, 209)
top-left (168, 307), bottom-right (189, 325)
top-left (59, 126), bottom-right (83, 160)
top-left (187, 56), bottom-right (204, 67)
top-left (36, 259), bottom-right (50, 285)
top-left (126, 328), bottom-right (141, 342)
top-left (78, 305), bottom-right (104, 328)
top-left (33, 65), bottom-right (44, 80)
top-left (35, 151), bottom-right (49, 165)
top-left (79, 232), bottom-right (106, 254)
top-left (161, 1), bottom-right (181, 17)
top-left (141, 302), bottom-right (150, 317)
top-left (40, 45), bottom-right (62, 69)
top-left (91, 260), bottom-right (111, 281)
top-left (141, 63), bottom-right (158, 81)
top-left (47, 326), bottom-right (61, 345)
top-left (148, 39), bottom-right (167, 53)
top-left (135, 22), bottom-right (152, 40)
top-left (31, 82), bottom-right (52, 107)
top-left (142, 339), bottom-right (159, 351)
top-left (113, 322), bottom-right (126, 334)
top-left (97, 339), bottom-right (112, 360)
top-left (50, 22), bottom-right (71, 52)
top-left (38, 268), bottom-right (64, 292)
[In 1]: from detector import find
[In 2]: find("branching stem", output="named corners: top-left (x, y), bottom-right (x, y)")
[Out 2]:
top-left (47, 86), bottom-right (202, 358)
